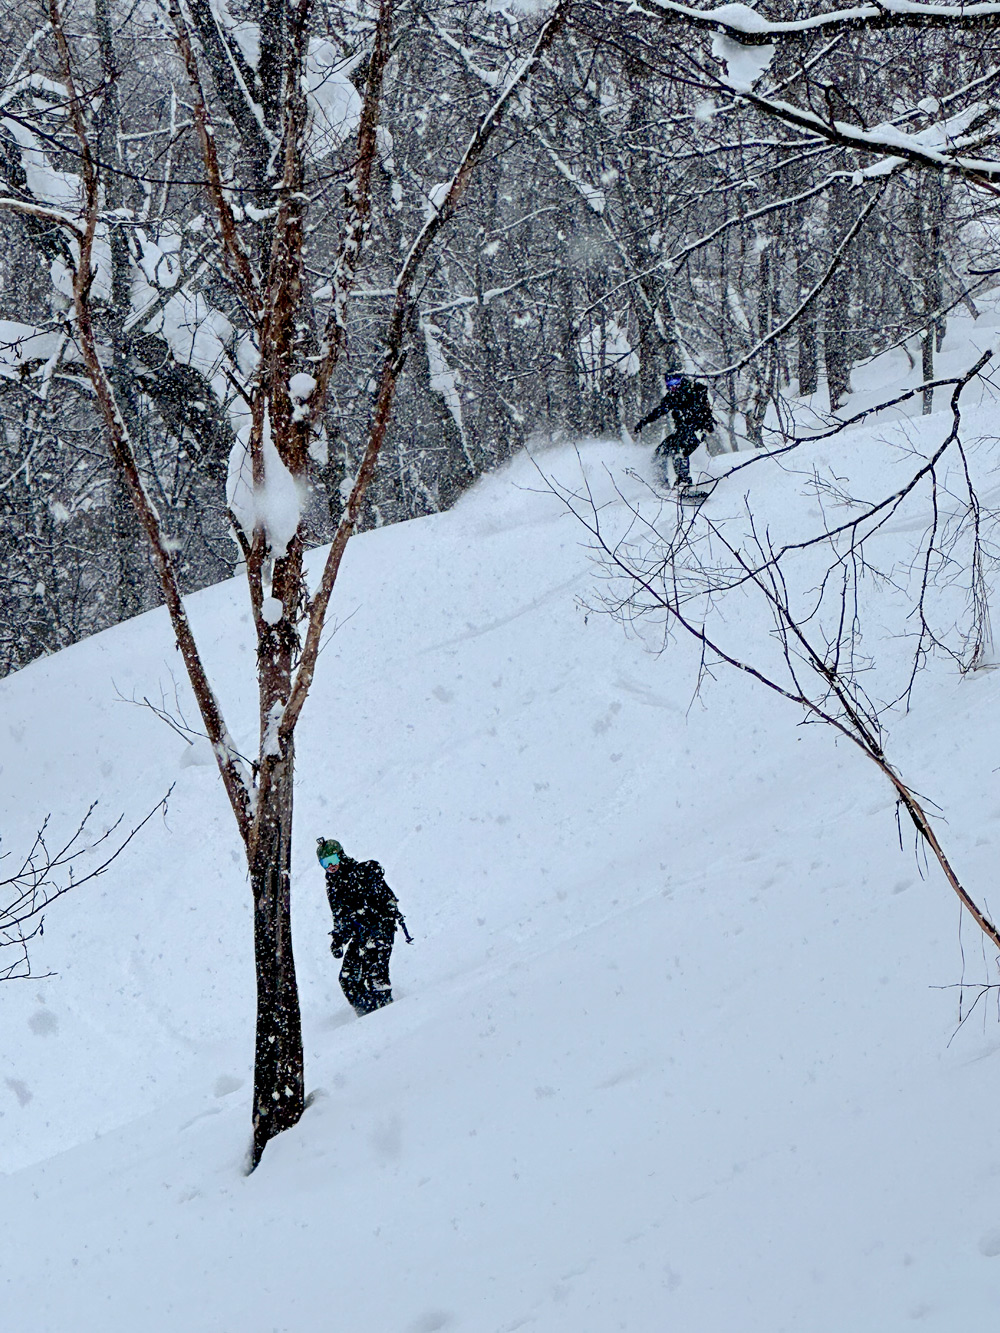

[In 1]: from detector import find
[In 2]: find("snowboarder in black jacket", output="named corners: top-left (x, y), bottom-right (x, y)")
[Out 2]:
top-left (634, 375), bottom-right (715, 490)
top-left (317, 838), bottom-right (409, 1016)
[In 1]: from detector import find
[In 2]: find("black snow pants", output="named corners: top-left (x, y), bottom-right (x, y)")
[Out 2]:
top-left (339, 937), bottom-right (394, 1015)
top-left (655, 428), bottom-right (699, 487)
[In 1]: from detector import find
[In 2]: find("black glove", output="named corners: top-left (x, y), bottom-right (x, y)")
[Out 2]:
top-left (331, 943), bottom-right (344, 959)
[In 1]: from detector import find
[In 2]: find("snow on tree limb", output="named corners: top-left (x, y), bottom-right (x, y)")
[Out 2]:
top-left (0, 194), bottom-right (84, 234)
top-left (282, 0), bottom-right (573, 748)
top-left (738, 89), bottom-right (1000, 190)
top-left (621, 0), bottom-right (1000, 44)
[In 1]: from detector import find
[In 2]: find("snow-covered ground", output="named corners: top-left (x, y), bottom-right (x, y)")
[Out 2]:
top-left (778, 285), bottom-right (1000, 433)
top-left (4, 332), bottom-right (1000, 1328)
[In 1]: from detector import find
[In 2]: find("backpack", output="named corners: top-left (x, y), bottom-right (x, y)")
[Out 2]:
top-left (358, 860), bottom-right (398, 919)
top-left (636, 377), bottom-right (714, 437)
top-left (666, 379), bottom-right (714, 434)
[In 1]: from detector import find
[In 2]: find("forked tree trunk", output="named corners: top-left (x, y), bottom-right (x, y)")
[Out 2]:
top-left (39, 0), bottom-right (569, 1172)
top-left (249, 747), bottom-right (304, 1169)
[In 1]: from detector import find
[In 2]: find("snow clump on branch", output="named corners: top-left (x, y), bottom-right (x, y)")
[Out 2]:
top-left (226, 417), bottom-right (307, 557)
top-left (711, 32), bottom-right (775, 92)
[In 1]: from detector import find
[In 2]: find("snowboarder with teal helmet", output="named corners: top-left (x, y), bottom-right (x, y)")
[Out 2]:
top-left (635, 374), bottom-right (716, 496)
top-left (316, 838), bottom-right (410, 1016)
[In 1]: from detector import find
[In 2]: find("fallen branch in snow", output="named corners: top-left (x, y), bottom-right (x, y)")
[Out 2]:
top-left (0, 787), bottom-right (175, 982)
top-left (540, 398), bottom-right (1000, 955)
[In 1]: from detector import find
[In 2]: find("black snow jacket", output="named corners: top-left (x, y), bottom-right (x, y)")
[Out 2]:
top-left (326, 855), bottom-right (400, 949)
top-left (635, 378), bottom-right (715, 441)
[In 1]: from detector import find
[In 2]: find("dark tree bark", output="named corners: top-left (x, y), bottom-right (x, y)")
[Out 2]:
top-left (824, 188), bottom-right (855, 411)
top-left (920, 181), bottom-right (945, 414)
top-left (96, 0), bottom-right (152, 619)
top-left (249, 747), bottom-right (303, 1169)
top-left (797, 289), bottom-right (819, 396)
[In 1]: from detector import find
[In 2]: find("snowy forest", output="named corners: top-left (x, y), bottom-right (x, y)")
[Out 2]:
top-left (6, 0), bottom-right (1000, 1327)
top-left (3, 0), bottom-right (997, 676)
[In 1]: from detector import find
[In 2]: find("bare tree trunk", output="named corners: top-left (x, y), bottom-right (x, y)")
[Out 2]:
top-left (823, 185), bottom-right (855, 411)
top-left (921, 316), bottom-right (935, 412)
top-left (796, 210), bottom-right (819, 396)
top-left (111, 473), bottom-right (145, 620)
top-left (557, 224), bottom-right (585, 435)
top-left (96, 0), bottom-right (149, 619)
top-left (249, 746), bottom-right (303, 1169)
top-left (921, 183), bottom-right (944, 415)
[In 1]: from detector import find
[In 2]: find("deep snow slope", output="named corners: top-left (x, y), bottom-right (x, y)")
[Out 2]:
top-left (3, 429), bottom-right (1000, 1332)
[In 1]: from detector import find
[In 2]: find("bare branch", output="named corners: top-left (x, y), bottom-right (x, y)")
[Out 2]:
top-left (45, 0), bottom-right (254, 840)
top-left (281, 0), bottom-right (573, 747)
top-left (1, 788), bottom-right (175, 982)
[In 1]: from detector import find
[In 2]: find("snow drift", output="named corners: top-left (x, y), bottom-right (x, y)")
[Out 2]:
top-left (3, 396), bottom-right (1000, 1328)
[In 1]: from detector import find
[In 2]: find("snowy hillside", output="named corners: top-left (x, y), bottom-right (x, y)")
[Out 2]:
top-left (4, 409), bottom-right (1000, 1329)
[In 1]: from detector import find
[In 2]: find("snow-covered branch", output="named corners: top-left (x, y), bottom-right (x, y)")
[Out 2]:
top-left (739, 88), bottom-right (1000, 190)
top-left (619, 0), bottom-right (1000, 44)
top-left (0, 194), bottom-right (83, 234)
top-left (283, 0), bottom-right (573, 748)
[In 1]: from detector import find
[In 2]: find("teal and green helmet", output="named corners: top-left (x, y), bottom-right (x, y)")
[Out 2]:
top-left (316, 838), bottom-right (344, 869)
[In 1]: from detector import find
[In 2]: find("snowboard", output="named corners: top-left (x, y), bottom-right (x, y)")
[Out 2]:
top-left (677, 487), bottom-right (710, 505)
